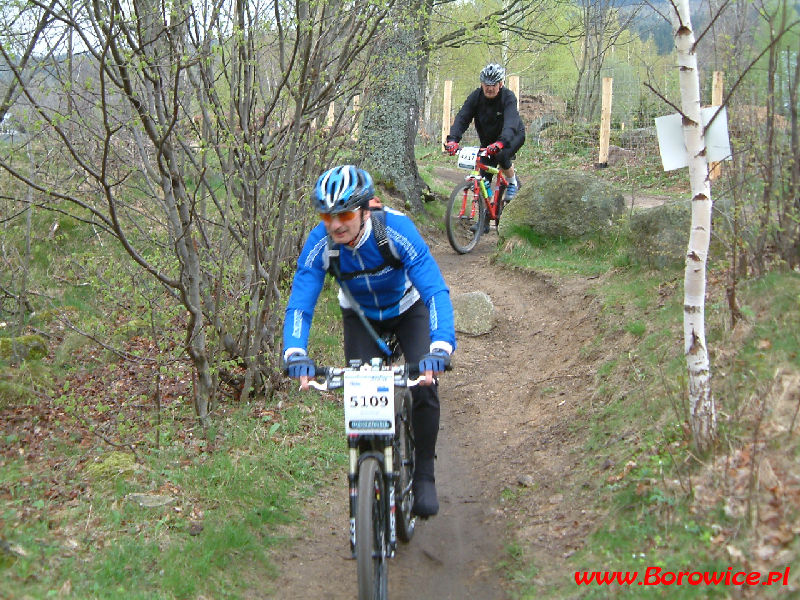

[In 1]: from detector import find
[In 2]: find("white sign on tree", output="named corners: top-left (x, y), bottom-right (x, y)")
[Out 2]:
top-left (655, 107), bottom-right (732, 171)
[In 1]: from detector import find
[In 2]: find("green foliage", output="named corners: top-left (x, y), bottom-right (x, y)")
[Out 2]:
top-left (0, 334), bottom-right (48, 360)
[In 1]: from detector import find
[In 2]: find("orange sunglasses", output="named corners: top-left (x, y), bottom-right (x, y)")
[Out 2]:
top-left (319, 209), bottom-right (361, 225)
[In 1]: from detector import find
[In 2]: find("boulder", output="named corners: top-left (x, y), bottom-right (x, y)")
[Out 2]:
top-left (0, 334), bottom-right (48, 361)
top-left (499, 169), bottom-right (625, 239)
top-left (627, 201), bottom-right (691, 268)
top-left (453, 291), bottom-right (494, 336)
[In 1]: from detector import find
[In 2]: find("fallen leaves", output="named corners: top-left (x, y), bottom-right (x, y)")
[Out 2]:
top-left (689, 367), bottom-right (800, 576)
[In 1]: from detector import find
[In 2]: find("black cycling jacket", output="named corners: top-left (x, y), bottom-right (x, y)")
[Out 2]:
top-left (447, 86), bottom-right (526, 152)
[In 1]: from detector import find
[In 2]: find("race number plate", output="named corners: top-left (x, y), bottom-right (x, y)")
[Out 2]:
top-left (457, 146), bottom-right (479, 170)
top-left (343, 370), bottom-right (395, 435)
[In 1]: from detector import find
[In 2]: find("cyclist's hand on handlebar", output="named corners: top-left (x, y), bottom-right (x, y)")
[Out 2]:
top-left (284, 352), bottom-right (316, 387)
top-left (419, 349), bottom-right (451, 385)
top-left (444, 141), bottom-right (459, 156)
top-left (486, 141), bottom-right (504, 156)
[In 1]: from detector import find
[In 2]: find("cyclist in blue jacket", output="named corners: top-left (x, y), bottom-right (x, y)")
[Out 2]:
top-left (282, 165), bottom-right (456, 517)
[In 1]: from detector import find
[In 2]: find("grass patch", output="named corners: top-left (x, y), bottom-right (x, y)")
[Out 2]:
top-left (1, 391), bottom-right (344, 599)
top-left (497, 226), bottom-right (628, 278)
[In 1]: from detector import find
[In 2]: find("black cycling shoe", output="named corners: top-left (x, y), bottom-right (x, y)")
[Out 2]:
top-left (469, 222), bottom-right (491, 234)
top-left (412, 478), bottom-right (439, 517)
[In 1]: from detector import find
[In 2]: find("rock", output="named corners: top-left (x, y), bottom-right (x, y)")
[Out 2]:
top-left (499, 169), bottom-right (625, 239)
top-left (517, 474), bottom-right (536, 487)
top-left (85, 451), bottom-right (137, 481)
top-left (127, 493), bottom-right (176, 508)
top-left (618, 126), bottom-right (657, 148)
top-left (607, 145), bottom-right (635, 165)
top-left (452, 291), bottom-right (494, 335)
top-left (0, 334), bottom-right (48, 361)
top-left (628, 201), bottom-right (691, 268)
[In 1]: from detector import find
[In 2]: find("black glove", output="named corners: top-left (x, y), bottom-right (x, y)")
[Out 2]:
top-left (284, 353), bottom-right (316, 379)
top-left (418, 349), bottom-right (451, 374)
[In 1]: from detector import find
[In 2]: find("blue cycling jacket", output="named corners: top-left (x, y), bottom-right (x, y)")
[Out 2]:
top-left (283, 208), bottom-right (456, 357)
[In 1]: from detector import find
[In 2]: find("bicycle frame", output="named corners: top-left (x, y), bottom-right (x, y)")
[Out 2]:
top-left (457, 150), bottom-right (508, 223)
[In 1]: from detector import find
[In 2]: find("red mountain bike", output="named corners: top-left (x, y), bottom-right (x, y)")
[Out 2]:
top-left (445, 146), bottom-right (512, 254)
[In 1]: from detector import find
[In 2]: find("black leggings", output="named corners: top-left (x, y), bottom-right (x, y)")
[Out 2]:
top-left (342, 299), bottom-right (440, 477)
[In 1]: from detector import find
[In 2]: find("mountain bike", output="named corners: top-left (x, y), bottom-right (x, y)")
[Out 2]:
top-left (306, 355), bottom-right (422, 600)
top-left (445, 146), bottom-right (512, 254)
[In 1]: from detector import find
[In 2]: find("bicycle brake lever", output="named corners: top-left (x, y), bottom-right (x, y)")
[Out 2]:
top-left (406, 375), bottom-right (434, 387)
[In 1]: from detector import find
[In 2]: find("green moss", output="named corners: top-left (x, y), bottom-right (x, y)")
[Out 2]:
top-left (0, 335), bottom-right (48, 360)
top-left (84, 451), bottom-right (138, 481)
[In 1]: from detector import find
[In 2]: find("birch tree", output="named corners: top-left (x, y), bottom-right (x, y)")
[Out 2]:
top-left (670, 0), bottom-right (716, 451)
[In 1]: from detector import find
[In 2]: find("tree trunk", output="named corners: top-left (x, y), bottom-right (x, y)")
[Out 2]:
top-left (671, 0), bottom-right (717, 452)
top-left (360, 1), bottom-right (428, 212)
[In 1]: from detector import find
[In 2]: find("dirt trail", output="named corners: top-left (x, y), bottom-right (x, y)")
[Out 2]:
top-left (264, 206), bottom-right (603, 599)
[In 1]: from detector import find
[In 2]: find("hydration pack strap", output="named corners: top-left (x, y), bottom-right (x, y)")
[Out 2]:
top-left (327, 254), bottom-right (391, 358)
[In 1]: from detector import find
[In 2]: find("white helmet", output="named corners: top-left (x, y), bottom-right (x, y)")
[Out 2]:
top-left (312, 165), bottom-right (374, 214)
top-left (480, 63), bottom-right (505, 85)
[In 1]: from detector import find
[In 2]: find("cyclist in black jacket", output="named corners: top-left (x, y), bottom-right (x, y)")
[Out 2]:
top-left (445, 63), bottom-right (525, 207)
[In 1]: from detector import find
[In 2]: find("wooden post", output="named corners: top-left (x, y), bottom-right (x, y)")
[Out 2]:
top-left (709, 71), bottom-right (724, 180)
top-left (597, 77), bottom-right (613, 167)
top-left (352, 95), bottom-right (360, 141)
top-left (441, 80), bottom-right (453, 147)
top-left (326, 102), bottom-right (335, 129)
top-left (507, 75), bottom-right (520, 109)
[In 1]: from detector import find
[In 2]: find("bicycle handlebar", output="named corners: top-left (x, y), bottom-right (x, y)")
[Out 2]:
top-left (305, 364), bottom-right (428, 392)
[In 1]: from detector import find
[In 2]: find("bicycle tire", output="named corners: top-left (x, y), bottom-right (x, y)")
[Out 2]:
top-left (446, 182), bottom-right (485, 254)
top-left (394, 389), bottom-right (415, 543)
top-left (357, 457), bottom-right (388, 600)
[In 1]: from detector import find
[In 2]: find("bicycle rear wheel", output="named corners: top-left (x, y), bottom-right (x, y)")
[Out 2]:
top-left (446, 182), bottom-right (485, 254)
top-left (394, 389), bottom-right (415, 543)
top-left (357, 457), bottom-right (388, 600)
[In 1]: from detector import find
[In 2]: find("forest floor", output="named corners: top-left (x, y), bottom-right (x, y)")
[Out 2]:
top-left (263, 168), bottom-right (623, 599)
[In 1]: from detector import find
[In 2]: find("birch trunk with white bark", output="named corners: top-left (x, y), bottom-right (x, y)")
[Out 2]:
top-left (671, 0), bottom-right (717, 451)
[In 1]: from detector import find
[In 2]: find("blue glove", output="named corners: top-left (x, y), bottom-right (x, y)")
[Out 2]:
top-left (418, 349), bottom-right (451, 374)
top-left (284, 353), bottom-right (316, 379)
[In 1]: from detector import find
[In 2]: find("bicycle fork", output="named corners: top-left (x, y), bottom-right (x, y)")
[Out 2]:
top-left (348, 438), bottom-right (398, 559)
top-left (457, 175), bottom-right (489, 219)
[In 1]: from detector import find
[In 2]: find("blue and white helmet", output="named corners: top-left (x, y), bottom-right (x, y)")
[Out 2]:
top-left (312, 165), bottom-right (374, 214)
top-left (480, 63), bottom-right (505, 85)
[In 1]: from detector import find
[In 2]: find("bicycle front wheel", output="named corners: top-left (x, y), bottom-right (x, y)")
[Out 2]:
top-left (395, 389), bottom-right (415, 543)
top-left (357, 457), bottom-right (388, 600)
top-left (446, 182), bottom-right (485, 254)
